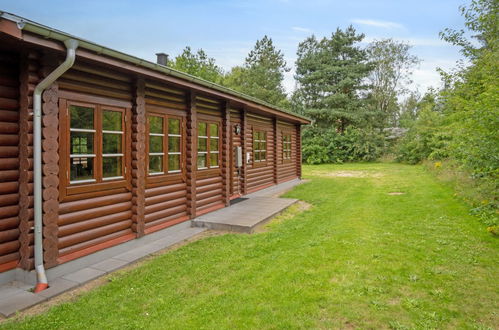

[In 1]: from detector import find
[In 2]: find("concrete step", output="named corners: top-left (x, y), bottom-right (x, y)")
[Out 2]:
top-left (192, 197), bottom-right (298, 233)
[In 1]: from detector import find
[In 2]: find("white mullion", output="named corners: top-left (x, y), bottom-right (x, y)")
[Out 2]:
top-left (102, 153), bottom-right (124, 157)
top-left (103, 176), bottom-right (124, 181)
top-left (149, 152), bottom-right (165, 156)
top-left (103, 130), bottom-right (123, 134)
top-left (149, 133), bottom-right (165, 137)
top-left (70, 154), bottom-right (96, 158)
top-left (168, 134), bottom-right (181, 137)
top-left (70, 128), bottom-right (96, 133)
top-left (149, 171), bottom-right (165, 176)
top-left (168, 152), bottom-right (181, 155)
top-left (70, 178), bottom-right (96, 184)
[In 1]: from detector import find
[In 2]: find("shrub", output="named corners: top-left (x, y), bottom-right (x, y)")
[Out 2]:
top-left (302, 127), bottom-right (385, 164)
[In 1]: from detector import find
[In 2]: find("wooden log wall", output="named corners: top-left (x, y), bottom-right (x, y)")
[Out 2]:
top-left (186, 92), bottom-right (197, 219)
top-left (195, 96), bottom-right (224, 213)
top-left (276, 121), bottom-right (299, 183)
top-left (246, 115), bottom-right (275, 193)
top-left (131, 78), bottom-right (146, 237)
top-left (0, 48), bottom-right (304, 272)
top-left (18, 51), bottom-right (39, 270)
top-left (221, 102), bottom-right (230, 206)
top-left (296, 124), bottom-right (302, 179)
top-left (0, 51), bottom-right (21, 272)
top-left (56, 60), bottom-right (134, 261)
top-left (229, 110), bottom-right (242, 197)
top-left (143, 80), bottom-right (188, 233)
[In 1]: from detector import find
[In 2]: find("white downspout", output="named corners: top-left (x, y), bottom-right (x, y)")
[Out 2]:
top-left (33, 39), bottom-right (78, 293)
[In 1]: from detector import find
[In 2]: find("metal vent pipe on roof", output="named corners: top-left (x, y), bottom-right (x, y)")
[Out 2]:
top-left (156, 52), bottom-right (169, 66)
top-left (32, 38), bottom-right (79, 293)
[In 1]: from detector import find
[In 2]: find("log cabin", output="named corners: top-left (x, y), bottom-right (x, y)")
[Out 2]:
top-left (0, 12), bottom-right (309, 286)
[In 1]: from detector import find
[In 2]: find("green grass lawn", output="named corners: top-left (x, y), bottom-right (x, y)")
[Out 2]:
top-left (4, 163), bottom-right (498, 329)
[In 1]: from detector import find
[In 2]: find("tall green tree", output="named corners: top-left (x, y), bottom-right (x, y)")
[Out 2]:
top-left (293, 26), bottom-right (371, 132)
top-left (223, 36), bottom-right (290, 108)
top-left (366, 39), bottom-right (419, 127)
top-left (440, 0), bottom-right (498, 59)
top-left (169, 47), bottom-right (224, 84)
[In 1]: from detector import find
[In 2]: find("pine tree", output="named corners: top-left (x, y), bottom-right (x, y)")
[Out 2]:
top-left (293, 26), bottom-right (371, 132)
top-left (224, 36), bottom-right (290, 108)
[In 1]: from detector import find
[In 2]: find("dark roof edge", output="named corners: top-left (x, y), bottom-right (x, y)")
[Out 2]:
top-left (0, 11), bottom-right (310, 124)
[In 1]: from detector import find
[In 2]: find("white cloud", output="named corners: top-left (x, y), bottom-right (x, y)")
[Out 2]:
top-left (292, 26), bottom-right (313, 33)
top-left (361, 36), bottom-right (448, 47)
top-left (351, 19), bottom-right (404, 29)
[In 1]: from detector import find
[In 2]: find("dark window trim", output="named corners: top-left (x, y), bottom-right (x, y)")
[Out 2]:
top-left (197, 119), bottom-right (221, 171)
top-left (59, 98), bottom-right (131, 201)
top-left (252, 127), bottom-right (268, 167)
top-left (145, 112), bottom-right (186, 184)
top-left (282, 131), bottom-right (292, 162)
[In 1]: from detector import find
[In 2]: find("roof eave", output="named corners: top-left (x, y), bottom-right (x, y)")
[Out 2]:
top-left (0, 11), bottom-right (311, 124)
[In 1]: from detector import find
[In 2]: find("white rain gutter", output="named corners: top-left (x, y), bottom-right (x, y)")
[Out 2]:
top-left (32, 39), bottom-right (79, 293)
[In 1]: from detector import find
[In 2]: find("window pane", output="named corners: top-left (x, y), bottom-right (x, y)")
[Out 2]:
top-left (102, 110), bottom-right (122, 131)
top-left (70, 105), bottom-right (94, 129)
top-left (149, 136), bottom-right (163, 153)
top-left (70, 131), bottom-right (94, 154)
top-left (168, 118), bottom-right (180, 135)
top-left (262, 141), bottom-right (267, 151)
top-left (198, 137), bottom-right (207, 151)
top-left (255, 151), bottom-right (260, 162)
top-left (103, 157), bottom-right (122, 177)
top-left (261, 151), bottom-right (266, 161)
top-left (253, 139), bottom-right (258, 151)
top-left (149, 155), bottom-right (163, 173)
top-left (210, 138), bottom-right (219, 152)
top-left (168, 154), bottom-right (180, 171)
top-left (210, 153), bottom-right (219, 167)
top-left (197, 153), bottom-right (207, 168)
top-left (70, 157), bottom-right (94, 181)
top-left (149, 116), bottom-right (163, 134)
top-left (209, 124), bottom-right (218, 137)
top-left (103, 133), bottom-right (122, 154)
top-left (168, 136), bottom-right (181, 153)
top-left (198, 122), bottom-right (207, 137)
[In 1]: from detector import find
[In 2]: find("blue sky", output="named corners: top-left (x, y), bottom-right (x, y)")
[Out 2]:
top-left (1, 0), bottom-right (467, 94)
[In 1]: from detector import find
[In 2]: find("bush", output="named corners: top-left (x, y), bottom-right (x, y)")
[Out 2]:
top-left (395, 107), bottom-right (450, 164)
top-left (302, 127), bottom-right (385, 164)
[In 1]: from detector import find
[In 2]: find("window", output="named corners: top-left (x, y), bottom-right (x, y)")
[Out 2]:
top-left (68, 104), bottom-right (125, 184)
top-left (253, 130), bottom-right (267, 163)
top-left (197, 122), bottom-right (219, 169)
top-left (147, 115), bottom-right (183, 175)
top-left (283, 134), bottom-right (292, 160)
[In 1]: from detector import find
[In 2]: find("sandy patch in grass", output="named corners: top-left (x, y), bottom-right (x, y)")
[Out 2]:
top-left (310, 170), bottom-right (384, 178)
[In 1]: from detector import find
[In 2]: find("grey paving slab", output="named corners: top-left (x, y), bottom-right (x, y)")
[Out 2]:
top-left (37, 278), bottom-right (79, 299)
top-left (192, 195), bottom-right (298, 233)
top-left (62, 267), bottom-right (105, 284)
top-left (0, 290), bottom-right (45, 317)
top-left (90, 258), bottom-right (129, 273)
top-left (0, 286), bottom-right (25, 300)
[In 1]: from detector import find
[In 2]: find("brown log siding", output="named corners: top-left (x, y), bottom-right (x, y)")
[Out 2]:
top-left (0, 51), bottom-right (20, 271)
top-left (0, 43), bottom-right (305, 273)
